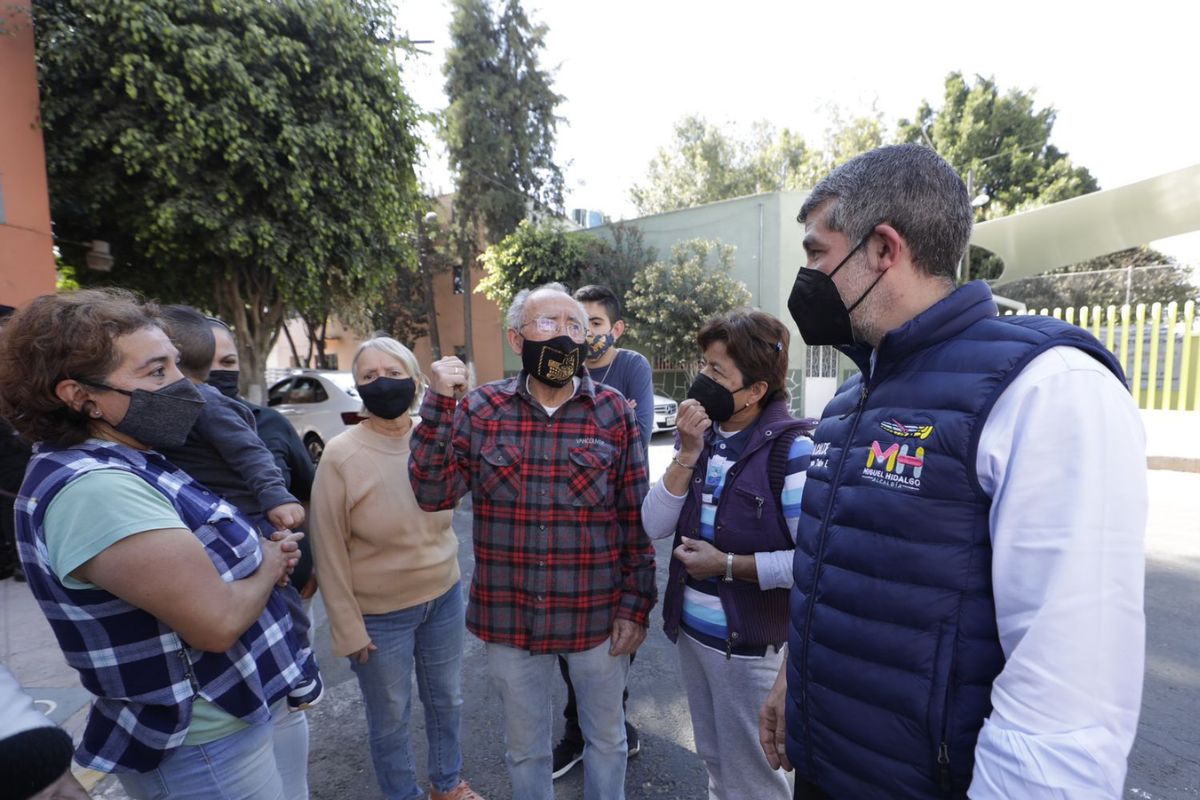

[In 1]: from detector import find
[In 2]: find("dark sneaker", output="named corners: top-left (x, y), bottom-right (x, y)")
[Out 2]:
top-left (287, 674), bottom-right (323, 712)
top-left (626, 722), bottom-right (641, 758)
top-left (551, 736), bottom-right (584, 780)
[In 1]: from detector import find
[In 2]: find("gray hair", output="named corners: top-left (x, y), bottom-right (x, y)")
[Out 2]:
top-left (351, 336), bottom-right (427, 414)
top-left (505, 282), bottom-right (586, 332)
top-left (798, 143), bottom-right (972, 281)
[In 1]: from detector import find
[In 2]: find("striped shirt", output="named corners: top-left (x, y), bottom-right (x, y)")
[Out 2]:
top-left (409, 374), bottom-right (656, 654)
top-left (681, 427), bottom-right (812, 654)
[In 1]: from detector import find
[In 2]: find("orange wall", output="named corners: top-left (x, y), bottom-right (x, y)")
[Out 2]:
top-left (0, 1), bottom-right (56, 307)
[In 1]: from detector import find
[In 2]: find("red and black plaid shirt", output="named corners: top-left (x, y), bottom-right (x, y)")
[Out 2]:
top-left (409, 374), bottom-right (656, 654)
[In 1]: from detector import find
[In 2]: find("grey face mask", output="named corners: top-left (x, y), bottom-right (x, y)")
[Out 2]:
top-left (84, 376), bottom-right (206, 449)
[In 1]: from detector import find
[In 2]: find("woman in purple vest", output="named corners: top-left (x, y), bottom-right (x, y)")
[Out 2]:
top-left (641, 309), bottom-right (814, 800)
top-left (0, 289), bottom-right (316, 800)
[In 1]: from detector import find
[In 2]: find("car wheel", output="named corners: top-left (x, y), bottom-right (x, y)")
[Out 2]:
top-left (304, 433), bottom-right (324, 464)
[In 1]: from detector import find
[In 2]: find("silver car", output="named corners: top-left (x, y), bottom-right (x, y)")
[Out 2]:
top-left (267, 370), bottom-right (362, 463)
top-left (653, 393), bottom-right (677, 434)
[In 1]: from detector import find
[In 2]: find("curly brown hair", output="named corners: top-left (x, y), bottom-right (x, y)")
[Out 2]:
top-left (697, 309), bottom-right (791, 409)
top-left (0, 289), bottom-right (163, 446)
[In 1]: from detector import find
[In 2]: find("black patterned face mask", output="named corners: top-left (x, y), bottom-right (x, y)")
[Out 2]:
top-left (521, 334), bottom-right (586, 388)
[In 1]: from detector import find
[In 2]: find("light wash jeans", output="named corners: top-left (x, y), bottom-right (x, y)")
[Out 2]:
top-left (350, 582), bottom-right (467, 800)
top-left (487, 640), bottom-right (630, 800)
top-left (117, 701), bottom-right (308, 800)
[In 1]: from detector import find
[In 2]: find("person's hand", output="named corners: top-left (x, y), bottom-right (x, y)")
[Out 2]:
top-left (350, 642), bottom-right (378, 664)
top-left (266, 502), bottom-right (305, 531)
top-left (264, 530), bottom-right (303, 586)
top-left (609, 618), bottom-right (646, 656)
top-left (30, 768), bottom-right (91, 799)
top-left (673, 536), bottom-right (725, 580)
top-left (627, 398), bottom-right (638, 409)
top-left (759, 662), bottom-right (792, 771)
top-left (430, 356), bottom-right (468, 397)
top-left (675, 399), bottom-right (711, 462)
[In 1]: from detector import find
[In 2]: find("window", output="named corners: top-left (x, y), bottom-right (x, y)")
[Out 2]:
top-left (804, 346), bottom-right (840, 379)
top-left (286, 378), bottom-right (328, 405)
top-left (267, 379), bottom-right (292, 407)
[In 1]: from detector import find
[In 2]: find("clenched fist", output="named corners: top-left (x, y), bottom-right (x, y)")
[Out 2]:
top-left (429, 356), bottom-right (469, 398)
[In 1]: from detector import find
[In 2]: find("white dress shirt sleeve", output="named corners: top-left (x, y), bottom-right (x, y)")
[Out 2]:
top-left (969, 346), bottom-right (1147, 799)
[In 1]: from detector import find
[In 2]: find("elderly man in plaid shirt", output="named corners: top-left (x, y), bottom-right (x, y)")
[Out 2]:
top-left (410, 283), bottom-right (657, 800)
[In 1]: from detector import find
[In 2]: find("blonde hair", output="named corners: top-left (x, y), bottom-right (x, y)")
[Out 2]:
top-left (351, 336), bottom-right (427, 414)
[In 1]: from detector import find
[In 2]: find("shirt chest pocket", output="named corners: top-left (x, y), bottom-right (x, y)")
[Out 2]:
top-left (479, 441), bottom-right (524, 503)
top-left (562, 446), bottom-right (614, 507)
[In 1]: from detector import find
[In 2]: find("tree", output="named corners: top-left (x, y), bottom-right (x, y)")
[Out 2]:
top-left (35, 0), bottom-right (423, 396)
top-left (630, 115), bottom-right (758, 215)
top-left (624, 239), bottom-right (752, 382)
top-left (897, 72), bottom-right (1098, 280)
top-left (629, 110), bottom-right (888, 215)
top-left (477, 220), bottom-right (589, 311)
top-left (443, 0), bottom-right (565, 371)
top-left (476, 220), bottom-right (658, 316)
top-left (575, 223), bottom-right (657, 311)
top-left (998, 247), bottom-right (1200, 310)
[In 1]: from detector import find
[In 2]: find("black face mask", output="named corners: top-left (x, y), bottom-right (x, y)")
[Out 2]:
top-left (522, 334), bottom-right (586, 389)
top-left (88, 377), bottom-right (206, 450)
top-left (686, 373), bottom-right (746, 423)
top-left (787, 231), bottom-right (886, 346)
top-left (356, 376), bottom-right (416, 420)
top-left (206, 369), bottom-right (241, 399)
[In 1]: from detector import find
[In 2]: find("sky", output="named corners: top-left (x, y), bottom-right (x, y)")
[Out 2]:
top-left (392, 0), bottom-right (1200, 263)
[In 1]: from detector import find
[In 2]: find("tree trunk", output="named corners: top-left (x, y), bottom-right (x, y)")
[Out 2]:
top-left (216, 267), bottom-right (285, 405)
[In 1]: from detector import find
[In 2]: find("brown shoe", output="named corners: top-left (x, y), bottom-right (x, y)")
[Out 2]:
top-left (430, 780), bottom-right (485, 800)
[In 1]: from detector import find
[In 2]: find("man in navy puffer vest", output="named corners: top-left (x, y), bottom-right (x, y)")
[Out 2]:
top-left (757, 144), bottom-right (1147, 800)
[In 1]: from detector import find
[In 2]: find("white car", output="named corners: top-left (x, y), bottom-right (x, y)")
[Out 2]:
top-left (267, 370), bottom-right (362, 463)
top-left (653, 393), bottom-right (677, 434)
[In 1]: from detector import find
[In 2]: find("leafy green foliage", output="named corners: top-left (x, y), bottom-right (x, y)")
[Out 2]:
top-left (476, 220), bottom-right (658, 316)
top-left (999, 247), bottom-right (1200, 310)
top-left (629, 110), bottom-right (888, 215)
top-left (897, 72), bottom-right (1098, 280)
top-left (625, 239), bottom-right (752, 381)
top-left (477, 220), bottom-right (589, 310)
top-left (443, 0), bottom-right (564, 244)
top-left (35, 0), bottom-right (423, 391)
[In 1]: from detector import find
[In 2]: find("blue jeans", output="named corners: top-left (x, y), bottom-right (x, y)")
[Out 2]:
top-left (118, 702), bottom-right (308, 800)
top-left (487, 640), bottom-right (630, 800)
top-left (350, 582), bottom-right (467, 800)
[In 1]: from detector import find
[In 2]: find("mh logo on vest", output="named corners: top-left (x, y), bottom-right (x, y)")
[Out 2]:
top-left (863, 441), bottom-right (924, 491)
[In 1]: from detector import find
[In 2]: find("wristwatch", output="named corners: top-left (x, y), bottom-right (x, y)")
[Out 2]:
top-left (723, 552), bottom-right (735, 582)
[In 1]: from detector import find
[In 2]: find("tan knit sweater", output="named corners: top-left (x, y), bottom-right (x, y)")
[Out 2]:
top-left (310, 421), bottom-right (459, 657)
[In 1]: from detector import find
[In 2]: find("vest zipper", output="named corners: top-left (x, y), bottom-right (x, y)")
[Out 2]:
top-left (838, 384), bottom-right (868, 420)
top-left (755, 496), bottom-right (764, 519)
top-left (937, 742), bottom-right (951, 791)
top-left (800, 380), bottom-right (871, 773)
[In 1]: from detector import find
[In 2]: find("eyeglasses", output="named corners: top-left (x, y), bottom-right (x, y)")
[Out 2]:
top-left (521, 315), bottom-right (587, 342)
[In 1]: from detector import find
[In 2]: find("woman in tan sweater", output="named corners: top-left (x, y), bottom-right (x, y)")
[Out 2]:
top-left (311, 337), bottom-right (483, 800)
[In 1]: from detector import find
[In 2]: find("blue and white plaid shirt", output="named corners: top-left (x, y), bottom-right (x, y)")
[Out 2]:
top-left (15, 439), bottom-right (315, 773)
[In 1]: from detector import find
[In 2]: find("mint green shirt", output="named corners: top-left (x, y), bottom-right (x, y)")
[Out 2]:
top-left (43, 468), bottom-right (247, 744)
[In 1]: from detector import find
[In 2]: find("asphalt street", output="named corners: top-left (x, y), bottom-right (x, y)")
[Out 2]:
top-left (302, 438), bottom-right (1200, 800)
